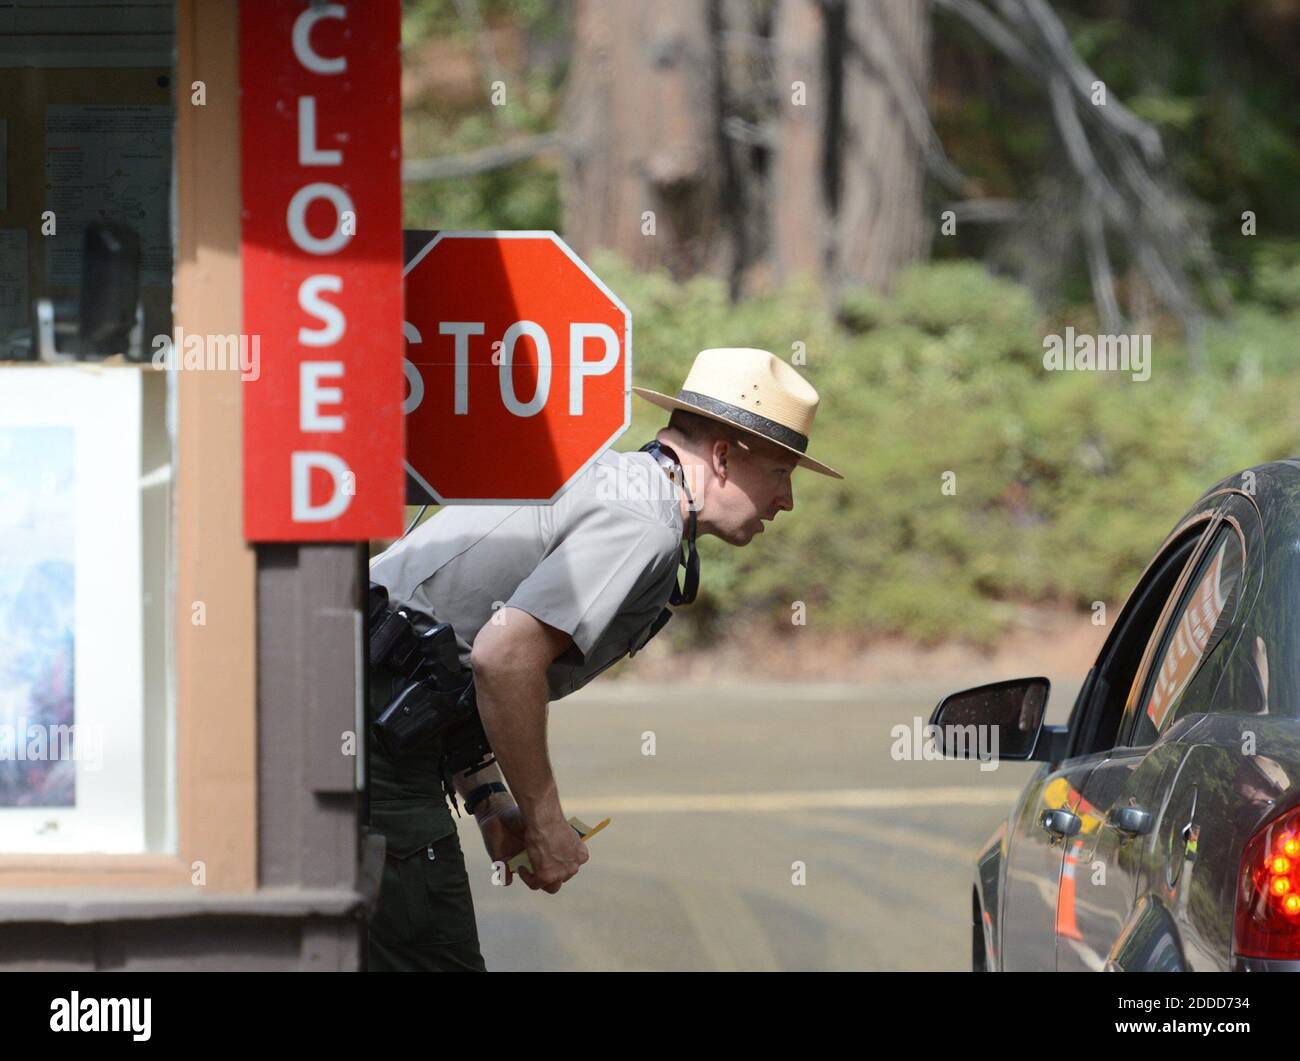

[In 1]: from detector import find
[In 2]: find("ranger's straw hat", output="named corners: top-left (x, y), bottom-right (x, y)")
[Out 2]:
top-left (633, 348), bottom-right (843, 479)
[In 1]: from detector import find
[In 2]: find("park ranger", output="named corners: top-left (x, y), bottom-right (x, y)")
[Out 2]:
top-left (366, 347), bottom-right (842, 971)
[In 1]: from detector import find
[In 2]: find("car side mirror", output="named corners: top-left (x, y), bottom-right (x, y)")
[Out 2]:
top-left (929, 677), bottom-right (1050, 762)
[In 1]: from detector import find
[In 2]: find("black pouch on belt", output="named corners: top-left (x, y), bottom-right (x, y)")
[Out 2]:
top-left (368, 583), bottom-right (493, 772)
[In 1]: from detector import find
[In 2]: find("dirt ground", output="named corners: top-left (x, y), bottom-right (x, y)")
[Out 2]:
top-left (612, 603), bottom-right (1110, 687)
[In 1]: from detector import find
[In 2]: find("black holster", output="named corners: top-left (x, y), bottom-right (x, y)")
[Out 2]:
top-left (367, 582), bottom-right (494, 774)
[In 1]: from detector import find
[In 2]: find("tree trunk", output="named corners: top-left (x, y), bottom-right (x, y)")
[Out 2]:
top-left (561, 0), bottom-right (930, 296)
top-left (835, 0), bottom-right (931, 293)
top-left (559, 0), bottom-right (724, 279)
top-left (771, 0), bottom-right (830, 286)
top-left (772, 0), bottom-right (930, 296)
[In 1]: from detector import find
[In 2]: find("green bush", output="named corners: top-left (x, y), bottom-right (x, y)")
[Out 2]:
top-left (600, 257), bottom-right (1300, 648)
top-left (1248, 241), bottom-right (1300, 314)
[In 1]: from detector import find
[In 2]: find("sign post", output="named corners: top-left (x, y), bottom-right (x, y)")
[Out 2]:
top-left (402, 231), bottom-right (632, 504)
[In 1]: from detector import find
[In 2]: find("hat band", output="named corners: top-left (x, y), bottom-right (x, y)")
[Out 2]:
top-left (676, 389), bottom-right (809, 454)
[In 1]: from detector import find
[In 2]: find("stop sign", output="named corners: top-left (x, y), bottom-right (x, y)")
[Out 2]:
top-left (402, 231), bottom-right (631, 503)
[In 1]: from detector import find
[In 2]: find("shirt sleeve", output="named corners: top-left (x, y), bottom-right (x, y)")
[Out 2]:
top-left (505, 508), bottom-right (680, 660)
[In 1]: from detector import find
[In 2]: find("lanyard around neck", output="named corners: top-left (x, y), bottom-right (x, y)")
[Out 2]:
top-left (638, 440), bottom-right (699, 606)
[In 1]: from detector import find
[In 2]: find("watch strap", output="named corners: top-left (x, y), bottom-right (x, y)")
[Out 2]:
top-left (464, 781), bottom-right (508, 816)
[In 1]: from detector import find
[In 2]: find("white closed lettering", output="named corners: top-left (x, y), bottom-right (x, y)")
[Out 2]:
top-left (298, 275), bottom-right (344, 346)
top-left (292, 4), bottom-right (346, 75)
top-left (298, 97), bottom-right (342, 166)
top-left (291, 452), bottom-right (352, 522)
top-left (300, 361), bottom-right (344, 431)
top-left (287, 183), bottom-right (354, 256)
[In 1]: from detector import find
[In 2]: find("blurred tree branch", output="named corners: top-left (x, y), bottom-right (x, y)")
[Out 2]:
top-left (935, 0), bottom-right (1231, 363)
top-left (401, 0), bottom-right (1255, 354)
top-left (403, 132), bottom-right (569, 180)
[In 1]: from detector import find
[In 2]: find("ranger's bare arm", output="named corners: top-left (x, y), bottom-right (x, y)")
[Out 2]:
top-left (468, 607), bottom-right (588, 891)
top-left (451, 759), bottom-right (506, 806)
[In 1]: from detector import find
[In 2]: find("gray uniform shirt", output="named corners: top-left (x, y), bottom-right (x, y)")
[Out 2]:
top-left (369, 449), bottom-right (685, 701)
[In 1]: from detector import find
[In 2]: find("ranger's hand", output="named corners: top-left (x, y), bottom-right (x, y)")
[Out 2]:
top-left (518, 813), bottom-right (589, 894)
top-left (476, 801), bottom-right (527, 886)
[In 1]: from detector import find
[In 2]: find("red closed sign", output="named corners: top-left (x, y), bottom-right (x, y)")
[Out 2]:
top-left (240, 0), bottom-right (404, 540)
top-left (402, 231), bottom-right (631, 503)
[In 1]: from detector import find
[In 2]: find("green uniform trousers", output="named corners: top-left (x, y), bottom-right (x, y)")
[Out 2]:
top-left (367, 668), bottom-right (486, 972)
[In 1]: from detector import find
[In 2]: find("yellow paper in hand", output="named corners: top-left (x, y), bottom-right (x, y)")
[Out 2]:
top-left (507, 816), bottom-right (610, 874)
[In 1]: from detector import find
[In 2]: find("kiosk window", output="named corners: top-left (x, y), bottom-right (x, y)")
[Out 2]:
top-left (0, 1), bottom-right (175, 363)
top-left (0, 2), bottom-right (176, 854)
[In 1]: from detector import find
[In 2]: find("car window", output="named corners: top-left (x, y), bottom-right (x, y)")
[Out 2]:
top-left (1127, 525), bottom-right (1244, 747)
top-left (1067, 524), bottom-right (1206, 758)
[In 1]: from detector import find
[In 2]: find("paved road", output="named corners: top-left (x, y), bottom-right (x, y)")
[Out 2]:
top-left (455, 677), bottom-right (1081, 971)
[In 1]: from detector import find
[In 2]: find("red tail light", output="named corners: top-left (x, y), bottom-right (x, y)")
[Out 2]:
top-left (1236, 805), bottom-right (1300, 959)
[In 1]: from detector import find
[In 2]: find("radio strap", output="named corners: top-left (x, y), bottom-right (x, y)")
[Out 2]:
top-left (638, 439), bottom-right (699, 605)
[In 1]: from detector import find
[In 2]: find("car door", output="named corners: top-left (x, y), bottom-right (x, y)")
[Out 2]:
top-left (999, 759), bottom-right (1098, 970)
top-left (1058, 504), bottom-right (1249, 971)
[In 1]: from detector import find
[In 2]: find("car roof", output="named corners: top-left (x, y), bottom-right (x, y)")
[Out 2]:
top-left (1197, 458), bottom-right (1296, 518)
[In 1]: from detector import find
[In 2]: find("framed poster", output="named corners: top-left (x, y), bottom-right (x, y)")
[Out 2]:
top-left (0, 366), bottom-right (146, 852)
